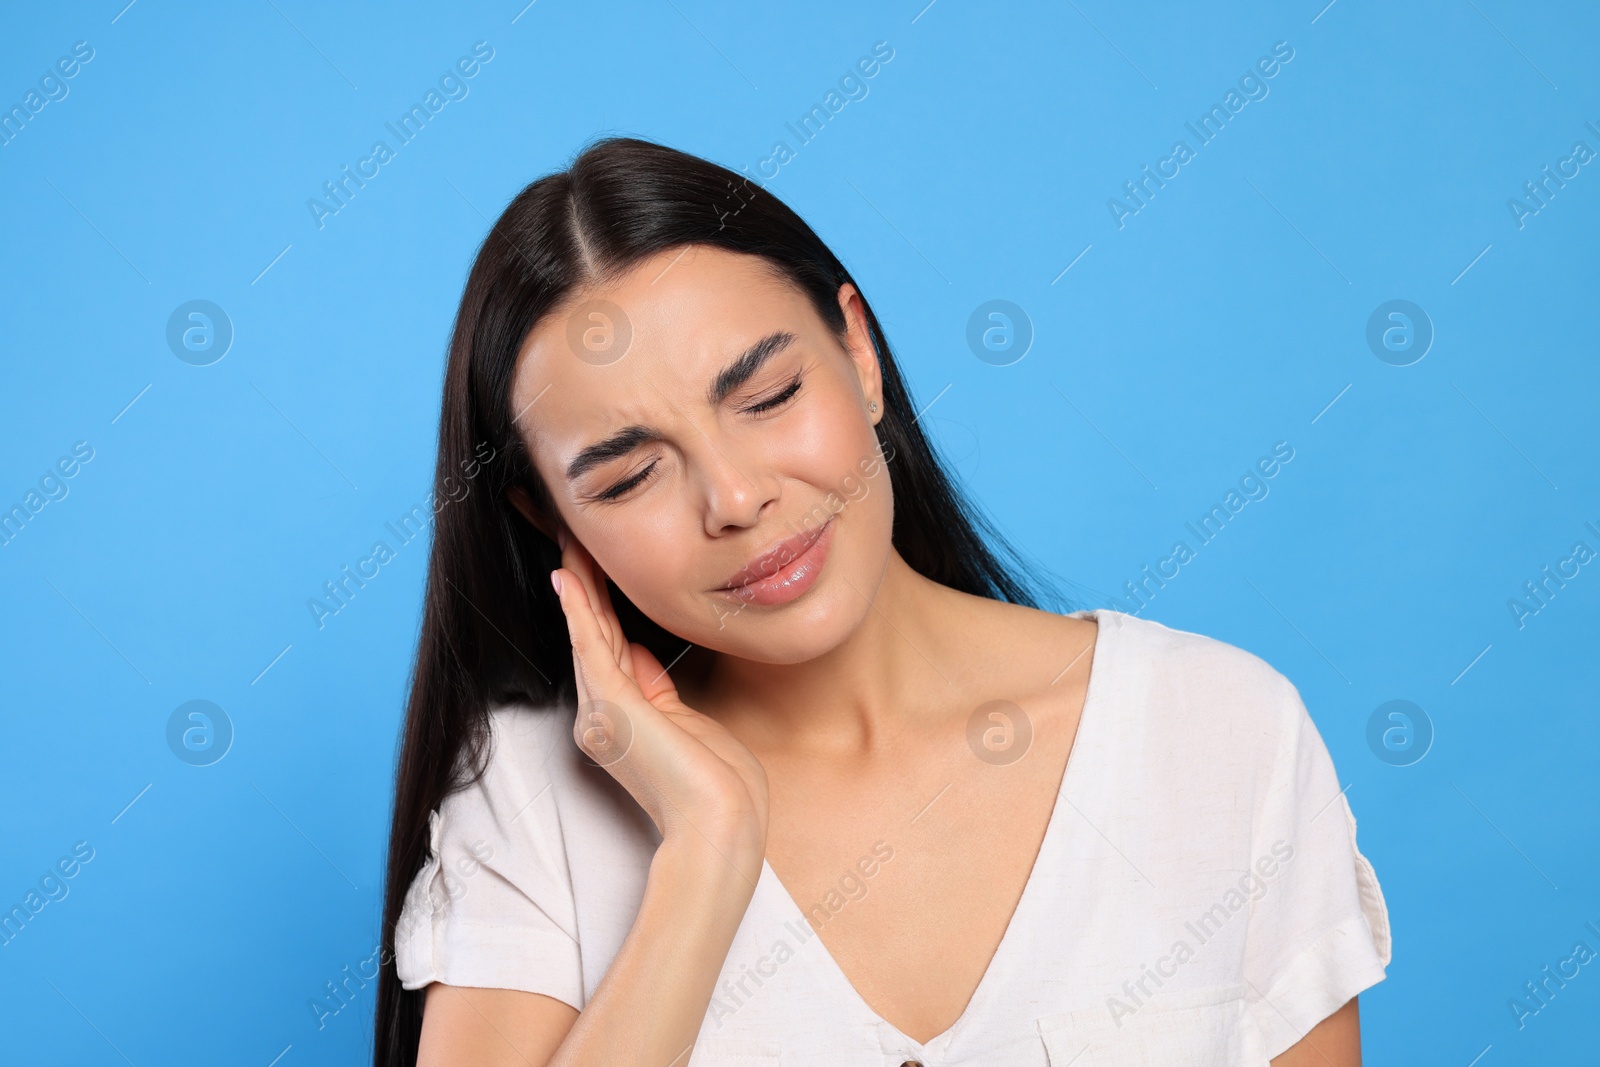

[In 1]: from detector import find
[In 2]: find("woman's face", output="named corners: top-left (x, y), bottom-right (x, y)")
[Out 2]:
top-left (509, 244), bottom-right (895, 664)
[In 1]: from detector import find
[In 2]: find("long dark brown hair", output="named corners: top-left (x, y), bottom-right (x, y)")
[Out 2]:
top-left (373, 135), bottom-right (1065, 1064)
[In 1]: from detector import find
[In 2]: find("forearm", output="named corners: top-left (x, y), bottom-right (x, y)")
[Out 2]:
top-left (546, 837), bottom-right (758, 1067)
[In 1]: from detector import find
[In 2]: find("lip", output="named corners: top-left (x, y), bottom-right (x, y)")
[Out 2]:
top-left (715, 517), bottom-right (835, 607)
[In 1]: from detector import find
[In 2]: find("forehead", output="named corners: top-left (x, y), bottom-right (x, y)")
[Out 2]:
top-left (511, 245), bottom-right (820, 450)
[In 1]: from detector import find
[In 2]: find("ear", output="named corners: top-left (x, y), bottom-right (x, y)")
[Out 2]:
top-left (836, 282), bottom-right (884, 426)
top-left (507, 485), bottom-right (563, 547)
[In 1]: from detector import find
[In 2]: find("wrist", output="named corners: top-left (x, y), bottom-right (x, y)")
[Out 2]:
top-left (651, 832), bottom-right (764, 900)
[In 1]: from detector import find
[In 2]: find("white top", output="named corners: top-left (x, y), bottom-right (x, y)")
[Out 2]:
top-left (395, 608), bottom-right (1392, 1065)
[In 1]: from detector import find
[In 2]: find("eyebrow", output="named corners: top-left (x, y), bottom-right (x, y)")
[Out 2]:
top-left (563, 330), bottom-right (798, 482)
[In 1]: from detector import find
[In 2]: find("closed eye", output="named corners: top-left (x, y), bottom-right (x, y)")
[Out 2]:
top-left (592, 460), bottom-right (659, 502)
top-left (592, 374), bottom-right (800, 502)
top-left (742, 373), bottom-right (802, 415)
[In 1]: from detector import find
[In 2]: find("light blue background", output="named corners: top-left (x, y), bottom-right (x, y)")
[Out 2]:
top-left (2, 1), bottom-right (1596, 1062)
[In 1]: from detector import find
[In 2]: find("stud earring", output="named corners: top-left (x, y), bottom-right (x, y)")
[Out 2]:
top-left (870, 402), bottom-right (878, 412)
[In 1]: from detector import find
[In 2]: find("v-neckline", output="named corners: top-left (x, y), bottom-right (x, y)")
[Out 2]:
top-left (756, 608), bottom-right (1117, 1053)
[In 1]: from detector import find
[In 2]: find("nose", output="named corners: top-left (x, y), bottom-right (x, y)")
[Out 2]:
top-left (696, 438), bottom-right (779, 537)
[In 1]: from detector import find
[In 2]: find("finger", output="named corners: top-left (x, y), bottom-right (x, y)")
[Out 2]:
top-left (554, 568), bottom-right (653, 773)
top-left (562, 538), bottom-right (620, 658)
top-left (563, 586), bottom-right (593, 710)
top-left (567, 539), bottom-right (627, 666)
top-left (560, 537), bottom-right (600, 614)
top-left (556, 566), bottom-right (617, 710)
top-left (550, 566), bottom-right (649, 726)
top-left (590, 566), bottom-right (630, 668)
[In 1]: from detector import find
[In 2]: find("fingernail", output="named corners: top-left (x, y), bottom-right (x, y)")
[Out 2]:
top-left (550, 570), bottom-right (564, 597)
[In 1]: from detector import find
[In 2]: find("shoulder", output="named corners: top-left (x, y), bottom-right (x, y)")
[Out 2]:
top-left (440, 697), bottom-right (570, 812)
top-left (1098, 608), bottom-right (1303, 756)
top-left (417, 699), bottom-right (572, 869)
top-left (1107, 614), bottom-right (1292, 703)
top-left (394, 697), bottom-right (664, 1005)
top-left (407, 695), bottom-right (653, 914)
top-left (464, 695), bottom-right (661, 859)
top-left (478, 697), bottom-right (571, 780)
top-left (1108, 609), bottom-right (1291, 697)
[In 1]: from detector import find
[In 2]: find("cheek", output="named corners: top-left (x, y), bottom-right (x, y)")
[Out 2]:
top-left (600, 530), bottom-right (715, 643)
top-left (781, 387), bottom-right (881, 491)
top-left (582, 509), bottom-right (695, 615)
top-left (780, 391), bottom-right (895, 576)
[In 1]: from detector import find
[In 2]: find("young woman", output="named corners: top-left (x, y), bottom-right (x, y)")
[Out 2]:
top-left (373, 137), bottom-right (1390, 1067)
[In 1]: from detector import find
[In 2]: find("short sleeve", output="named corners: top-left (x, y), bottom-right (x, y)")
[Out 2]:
top-left (1242, 676), bottom-right (1392, 1058)
top-left (394, 707), bottom-right (584, 1010)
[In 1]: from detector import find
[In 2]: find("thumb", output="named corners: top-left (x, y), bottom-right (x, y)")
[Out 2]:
top-left (629, 641), bottom-right (684, 706)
